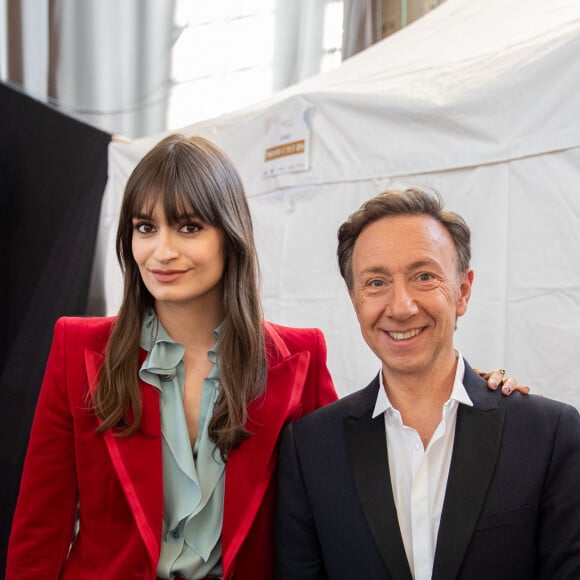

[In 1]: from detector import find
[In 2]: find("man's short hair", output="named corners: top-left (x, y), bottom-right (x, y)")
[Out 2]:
top-left (337, 187), bottom-right (471, 290)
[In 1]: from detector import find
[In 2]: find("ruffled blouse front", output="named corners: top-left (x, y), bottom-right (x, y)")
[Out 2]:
top-left (139, 310), bottom-right (225, 579)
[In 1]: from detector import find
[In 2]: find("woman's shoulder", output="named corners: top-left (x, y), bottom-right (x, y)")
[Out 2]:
top-left (55, 315), bottom-right (117, 330)
top-left (263, 320), bottom-right (326, 356)
top-left (54, 315), bottom-right (117, 347)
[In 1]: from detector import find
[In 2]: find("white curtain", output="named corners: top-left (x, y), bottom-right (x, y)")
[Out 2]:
top-left (1, 0), bottom-right (49, 99)
top-left (48, 0), bottom-right (175, 138)
top-left (341, 0), bottom-right (381, 60)
top-left (272, 0), bottom-right (340, 92)
top-left (4, 0), bottom-right (347, 139)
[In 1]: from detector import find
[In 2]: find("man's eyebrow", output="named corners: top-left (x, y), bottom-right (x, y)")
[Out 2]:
top-left (408, 259), bottom-right (438, 270)
top-left (357, 260), bottom-right (440, 276)
top-left (358, 266), bottom-right (390, 276)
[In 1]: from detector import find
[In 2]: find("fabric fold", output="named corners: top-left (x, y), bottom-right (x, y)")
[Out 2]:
top-left (139, 309), bottom-right (225, 573)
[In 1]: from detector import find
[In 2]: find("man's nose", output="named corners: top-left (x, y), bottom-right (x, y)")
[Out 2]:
top-left (386, 280), bottom-right (418, 319)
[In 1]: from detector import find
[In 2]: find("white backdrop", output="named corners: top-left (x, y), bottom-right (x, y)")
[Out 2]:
top-left (90, 0), bottom-right (580, 407)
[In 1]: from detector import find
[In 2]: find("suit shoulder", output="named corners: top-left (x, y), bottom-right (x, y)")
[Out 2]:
top-left (293, 381), bottom-right (377, 430)
top-left (465, 362), bottom-right (579, 423)
top-left (500, 390), bottom-right (576, 412)
top-left (498, 390), bottom-right (580, 430)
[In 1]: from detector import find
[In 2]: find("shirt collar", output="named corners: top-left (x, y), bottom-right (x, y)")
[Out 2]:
top-left (372, 348), bottom-right (473, 419)
top-left (139, 308), bottom-right (221, 380)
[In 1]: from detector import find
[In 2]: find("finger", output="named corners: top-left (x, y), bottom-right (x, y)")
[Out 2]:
top-left (501, 378), bottom-right (530, 396)
top-left (500, 377), bottom-right (516, 395)
top-left (486, 370), bottom-right (505, 389)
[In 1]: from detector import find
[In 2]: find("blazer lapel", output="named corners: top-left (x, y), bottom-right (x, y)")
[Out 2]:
top-left (222, 345), bottom-right (311, 574)
top-left (344, 378), bottom-right (413, 580)
top-left (84, 347), bottom-right (163, 569)
top-left (432, 363), bottom-right (505, 580)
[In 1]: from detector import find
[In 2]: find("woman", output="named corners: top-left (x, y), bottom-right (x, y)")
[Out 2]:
top-left (6, 134), bottom-right (519, 580)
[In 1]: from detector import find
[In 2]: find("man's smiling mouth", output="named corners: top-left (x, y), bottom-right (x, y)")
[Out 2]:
top-left (387, 328), bottom-right (424, 341)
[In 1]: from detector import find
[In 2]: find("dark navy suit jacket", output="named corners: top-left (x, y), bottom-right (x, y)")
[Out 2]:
top-left (275, 361), bottom-right (580, 579)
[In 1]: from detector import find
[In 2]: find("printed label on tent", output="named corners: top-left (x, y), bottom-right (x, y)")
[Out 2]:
top-left (263, 107), bottom-right (313, 177)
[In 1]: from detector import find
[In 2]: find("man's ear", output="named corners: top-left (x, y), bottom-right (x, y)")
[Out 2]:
top-left (456, 269), bottom-right (474, 317)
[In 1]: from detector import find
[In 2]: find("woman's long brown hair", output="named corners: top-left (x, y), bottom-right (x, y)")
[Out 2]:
top-left (93, 134), bottom-right (267, 459)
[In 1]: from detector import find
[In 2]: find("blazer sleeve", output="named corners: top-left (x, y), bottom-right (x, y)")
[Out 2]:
top-left (275, 421), bottom-right (328, 580)
top-left (538, 402), bottom-right (580, 579)
top-left (6, 318), bottom-right (80, 578)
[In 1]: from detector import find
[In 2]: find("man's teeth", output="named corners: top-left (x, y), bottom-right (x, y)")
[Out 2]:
top-left (388, 328), bottom-right (422, 341)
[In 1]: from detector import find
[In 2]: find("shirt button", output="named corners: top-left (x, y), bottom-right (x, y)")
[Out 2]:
top-left (415, 443), bottom-right (421, 451)
top-left (171, 529), bottom-right (180, 539)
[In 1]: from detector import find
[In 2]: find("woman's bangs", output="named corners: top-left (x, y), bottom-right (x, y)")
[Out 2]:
top-left (127, 152), bottom-right (220, 226)
top-left (129, 186), bottom-right (164, 219)
top-left (163, 188), bottom-right (202, 224)
top-left (130, 186), bottom-right (217, 227)
top-left (169, 180), bottom-right (219, 226)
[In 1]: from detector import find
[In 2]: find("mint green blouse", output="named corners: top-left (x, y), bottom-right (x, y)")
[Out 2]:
top-left (139, 310), bottom-right (225, 579)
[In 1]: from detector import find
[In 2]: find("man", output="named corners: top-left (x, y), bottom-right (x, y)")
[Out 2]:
top-left (275, 188), bottom-right (580, 579)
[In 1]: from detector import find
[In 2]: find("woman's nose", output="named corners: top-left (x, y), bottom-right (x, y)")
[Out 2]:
top-left (153, 230), bottom-right (179, 262)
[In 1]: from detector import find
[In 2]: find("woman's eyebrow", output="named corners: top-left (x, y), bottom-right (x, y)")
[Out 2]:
top-left (131, 212), bottom-right (153, 220)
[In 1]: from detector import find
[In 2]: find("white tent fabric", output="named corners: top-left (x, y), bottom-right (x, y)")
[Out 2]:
top-left (90, 0), bottom-right (580, 408)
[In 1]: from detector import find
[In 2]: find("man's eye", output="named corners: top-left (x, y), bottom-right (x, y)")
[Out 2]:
top-left (369, 279), bottom-right (384, 288)
top-left (418, 273), bottom-right (433, 281)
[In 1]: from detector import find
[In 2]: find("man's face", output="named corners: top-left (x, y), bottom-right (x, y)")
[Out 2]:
top-left (349, 214), bottom-right (473, 380)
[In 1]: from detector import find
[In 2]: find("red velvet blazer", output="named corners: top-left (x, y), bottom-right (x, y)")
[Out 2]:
top-left (6, 316), bottom-right (337, 580)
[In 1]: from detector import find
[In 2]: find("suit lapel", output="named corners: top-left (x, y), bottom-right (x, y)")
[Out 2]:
top-left (344, 378), bottom-right (413, 580)
top-left (432, 363), bottom-right (505, 580)
top-left (221, 343), bottom-right (311, 574)
top-left (84, 347), bottom-right (163, 569)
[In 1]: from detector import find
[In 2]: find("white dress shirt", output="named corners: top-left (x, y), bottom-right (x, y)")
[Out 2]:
top-left (372, 351), bottom-right (473, 580)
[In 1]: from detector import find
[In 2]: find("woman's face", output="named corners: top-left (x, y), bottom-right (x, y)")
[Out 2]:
top-left (131, 200), bottom-right (225, 311)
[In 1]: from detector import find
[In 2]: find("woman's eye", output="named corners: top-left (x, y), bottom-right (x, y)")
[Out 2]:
top-left (135, 222), bottom-right (154, 234)
top-left (179, 223), bottom-right (202, 234)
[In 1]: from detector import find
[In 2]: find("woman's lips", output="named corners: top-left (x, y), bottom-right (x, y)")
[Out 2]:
top-left (150, 269), bottom-right (187, 283)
